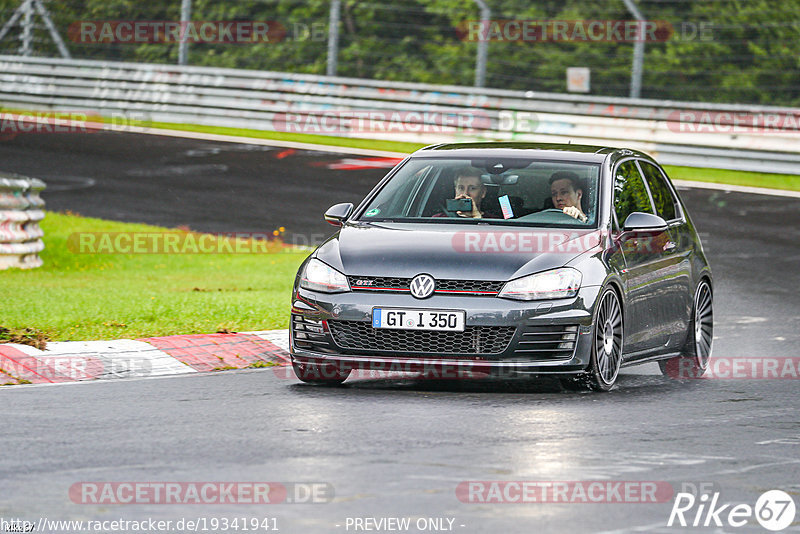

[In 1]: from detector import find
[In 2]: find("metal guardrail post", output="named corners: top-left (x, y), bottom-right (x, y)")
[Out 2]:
top-left (327, 0), bottom-right (341, 77)
top-left (20, 0), bottom-right (33, 57)
top-left (0, 174), bottom-right (46, 269)
top-left (473, 0), bottom-right (490, 88)
top-left (0, 0), bottom-right (71, 59)
top-left (178, 0), bottom-right (192, 65)
top-left (622, 0), bottom-right (645, 99)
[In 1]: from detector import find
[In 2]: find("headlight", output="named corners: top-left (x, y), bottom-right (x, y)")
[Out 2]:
top-left (498, 268), bottom-right (582, 301)
top-left (299, 258), bottom-right (350, 293)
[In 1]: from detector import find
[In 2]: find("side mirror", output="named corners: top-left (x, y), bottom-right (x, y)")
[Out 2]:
top-left (622, 212), bottom-right (668, 232)
top-left (324, 203), bottom-right (354, 227)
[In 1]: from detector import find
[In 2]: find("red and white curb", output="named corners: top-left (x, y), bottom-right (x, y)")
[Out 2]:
top-left (0, 330), bottom-right (290, 386)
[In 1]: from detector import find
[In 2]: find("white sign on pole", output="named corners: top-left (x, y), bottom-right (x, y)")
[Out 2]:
top-left (567, 67), bottom-right (590, 93)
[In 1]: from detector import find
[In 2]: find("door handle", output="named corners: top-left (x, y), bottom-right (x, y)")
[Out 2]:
top-left (663, 241), bottom-right (677, 251)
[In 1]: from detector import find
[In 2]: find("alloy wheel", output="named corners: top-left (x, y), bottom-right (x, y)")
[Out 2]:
top-left (589, 288), bottom-right (624, 391)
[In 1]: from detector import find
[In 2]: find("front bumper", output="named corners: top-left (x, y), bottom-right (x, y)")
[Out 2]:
top-left (290, 286), bottom-right (602, 376)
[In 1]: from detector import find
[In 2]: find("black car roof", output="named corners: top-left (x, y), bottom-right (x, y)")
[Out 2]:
top-left (413, 142), bottom-right (655, 165)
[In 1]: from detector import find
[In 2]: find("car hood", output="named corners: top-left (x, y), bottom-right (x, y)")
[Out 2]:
top-left (315, 222), bottom-right (599, 281)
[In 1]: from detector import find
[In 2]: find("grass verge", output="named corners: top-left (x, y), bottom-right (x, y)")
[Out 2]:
top-left (0, 212), bottom-right (309, 341)
top-left (663, 165), bottom-right (800, 192)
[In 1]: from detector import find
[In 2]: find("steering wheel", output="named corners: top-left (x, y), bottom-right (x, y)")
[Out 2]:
top-left (540, 208), bottom-right (572, 216)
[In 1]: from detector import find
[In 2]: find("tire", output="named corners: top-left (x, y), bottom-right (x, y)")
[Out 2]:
top-left (292, 360), bottom-right (351, 385)
top-left (585, 287), bottom-right (624, 391)
top-left (659, 280), bottom-right (713, 379)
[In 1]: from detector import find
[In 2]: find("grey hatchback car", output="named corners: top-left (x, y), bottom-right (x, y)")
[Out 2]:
top-left (290, 143), bottom-right (713, 391)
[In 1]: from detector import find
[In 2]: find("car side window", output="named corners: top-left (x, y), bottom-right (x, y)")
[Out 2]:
top-left (639, 161), bottom-right (679, 221)
top-left (613, 160), bottom-right (653, 225)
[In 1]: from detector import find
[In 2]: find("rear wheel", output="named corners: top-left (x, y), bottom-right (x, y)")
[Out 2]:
top-left (292, 360), bottom-right (351, 385)
top-left (659, 280), bottom-right (713, 378)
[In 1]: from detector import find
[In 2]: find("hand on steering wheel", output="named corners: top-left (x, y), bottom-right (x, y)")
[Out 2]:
top-left (561, 206), bottom-right (588, 222)
top-left (541, 208), bottom-right (588, 222)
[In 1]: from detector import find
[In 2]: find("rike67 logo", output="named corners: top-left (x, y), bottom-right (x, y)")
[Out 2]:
top-left (668, 489), bottom-right (796, 531)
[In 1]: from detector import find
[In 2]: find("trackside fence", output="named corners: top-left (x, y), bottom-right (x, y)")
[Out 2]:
top-left (1, 55), bottom-right (799, 174)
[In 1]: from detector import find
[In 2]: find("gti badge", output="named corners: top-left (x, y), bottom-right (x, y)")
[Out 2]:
top-left (409, 274), bottom-right (435, 299)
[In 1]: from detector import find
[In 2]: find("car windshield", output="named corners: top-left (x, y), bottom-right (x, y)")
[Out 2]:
top-left (356, 157), bottom-right (601, 227)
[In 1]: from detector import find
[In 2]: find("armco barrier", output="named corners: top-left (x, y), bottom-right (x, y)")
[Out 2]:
top-left (0, 174), bottom-right (45, 269)
top-left (0, 55), bottom-right (799, 174)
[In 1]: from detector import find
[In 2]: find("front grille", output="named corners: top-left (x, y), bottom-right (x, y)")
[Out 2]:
top-left (512, 324), bottom-right (580, 359)
top-left (328, 320), bottom-right (515, 355)
top-left (348, 276), bottom-right (504, 296)
top-left (435, 279), bottom-right (505, 294)
top-left (291, 315), bottom-right (337, 353)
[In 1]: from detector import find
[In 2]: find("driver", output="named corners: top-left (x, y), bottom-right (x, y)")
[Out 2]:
top-left (549, 171), bottom-right (588, 222)
top-left (436, 167), bottom-right (500, 219)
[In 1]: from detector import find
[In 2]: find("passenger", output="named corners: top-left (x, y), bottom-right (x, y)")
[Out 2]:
top-left (550, 171), bottom-right (588, 222)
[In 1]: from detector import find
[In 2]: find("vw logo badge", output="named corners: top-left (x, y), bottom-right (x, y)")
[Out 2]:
top-left (409, 274), bottom-right (435, 299)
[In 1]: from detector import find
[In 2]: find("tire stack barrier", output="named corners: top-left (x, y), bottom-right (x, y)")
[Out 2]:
top-left (0, 174), bottom-right (45, 269)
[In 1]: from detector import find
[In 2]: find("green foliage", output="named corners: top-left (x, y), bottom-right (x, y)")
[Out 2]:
top-left (0, 0), bottom-right (797, 104)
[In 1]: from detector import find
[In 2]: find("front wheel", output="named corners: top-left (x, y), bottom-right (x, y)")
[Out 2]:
top-left (292, 360), bottom-right (351, 385)
top-left (586, 288), bottom-right (624, 391)
top-left (659, 280), bottom-right (713, 379)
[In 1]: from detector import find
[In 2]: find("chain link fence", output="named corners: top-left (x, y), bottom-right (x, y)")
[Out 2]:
top-left (0, 0), bottom-right (798, 106)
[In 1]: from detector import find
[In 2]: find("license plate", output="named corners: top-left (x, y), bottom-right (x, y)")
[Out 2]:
top-left (372, 308), bottom-right (465, 332)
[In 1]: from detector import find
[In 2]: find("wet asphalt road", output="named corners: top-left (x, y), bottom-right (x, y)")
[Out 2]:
top-left (1, 131), bottom-right (799, 533)
top-left (1, 366), bottom-right (799, 533)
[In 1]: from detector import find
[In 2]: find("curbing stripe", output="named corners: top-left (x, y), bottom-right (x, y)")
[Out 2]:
top-left (0, 344), bottom-right (58, 384)
top-left (0, 331), bottom-right (292, 387)
top-left (243, 329), bottom-right (291, 356)
top-left (45, 339), bottom-right (197, 379)
top-left (0, 339), bottom-right (196, 384)
top-left (138, 333), bottom-right (290, 372)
